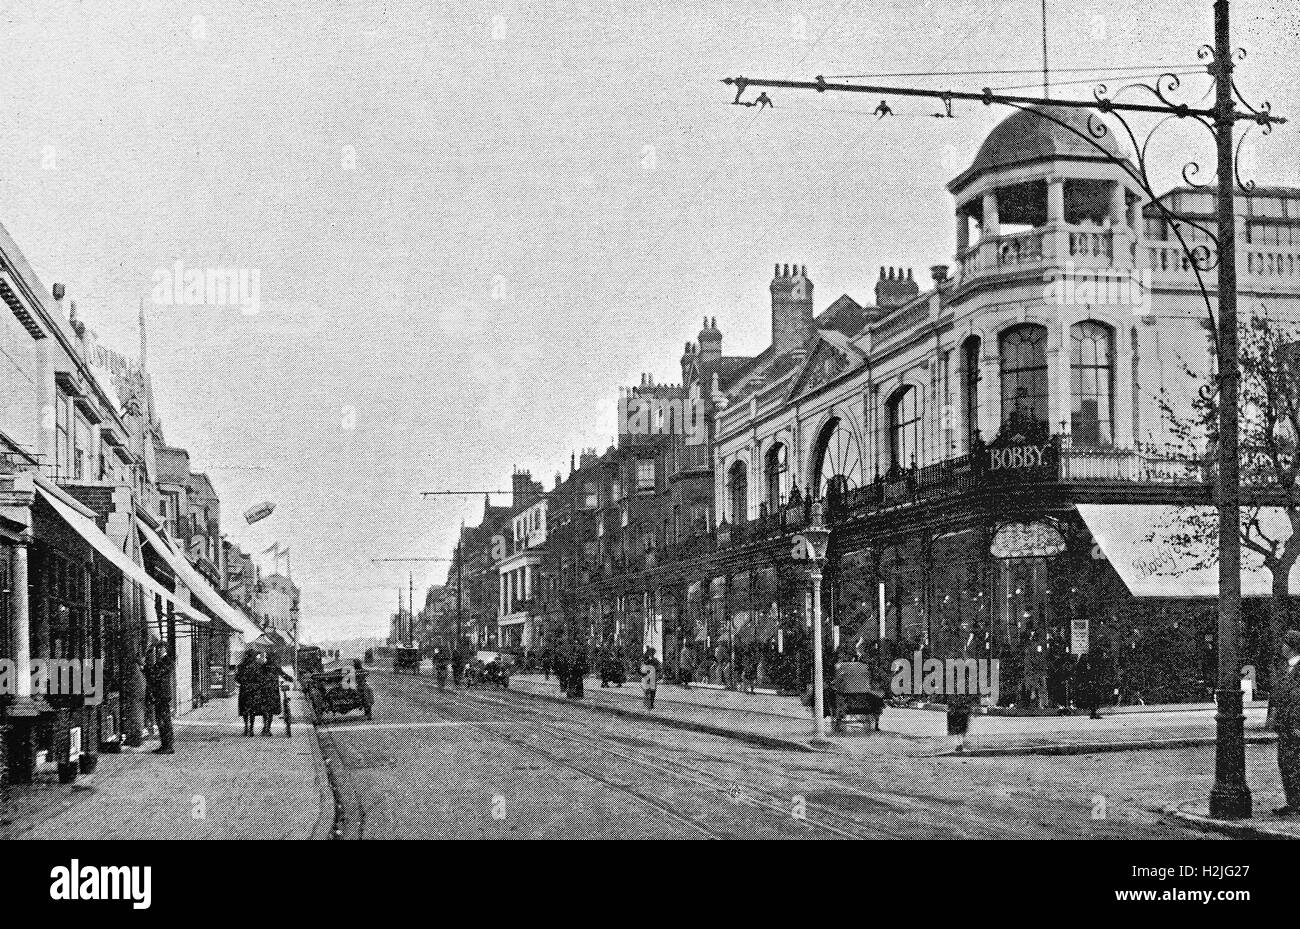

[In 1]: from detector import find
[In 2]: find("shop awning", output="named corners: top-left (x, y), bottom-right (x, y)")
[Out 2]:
top-left (33, 479), bottom-right (179, 610)
top-left (1077, 504), bottom-right (1297, 598)
top-left (136, 520), bottom-right (261, 640)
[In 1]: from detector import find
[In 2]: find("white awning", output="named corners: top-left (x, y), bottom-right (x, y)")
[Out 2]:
top-left (136, 520), bottom-right (260, 640)
top-left (1077, 503), bottom-right (1296, 598)
top-left (33, 479), bottom-right (179, 610)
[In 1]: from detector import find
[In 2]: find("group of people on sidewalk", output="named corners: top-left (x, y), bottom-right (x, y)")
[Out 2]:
top-left (235, 650), bottom-right (293, 737)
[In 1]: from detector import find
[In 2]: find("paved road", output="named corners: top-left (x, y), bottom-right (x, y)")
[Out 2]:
top-left (319, 670), bottom-right (1219, 840)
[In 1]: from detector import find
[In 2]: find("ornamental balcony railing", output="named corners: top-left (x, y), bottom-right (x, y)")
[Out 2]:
top-left (957, 223), bottom-right (1133, 283)
top-left (1146, 241), bottom-right (1300, 289)
top-left (709, 434), bottom-right (1205, 548)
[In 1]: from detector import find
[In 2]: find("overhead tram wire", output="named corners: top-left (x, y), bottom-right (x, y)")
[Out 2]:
top-left (824, 63), bottom-right (1204, 80)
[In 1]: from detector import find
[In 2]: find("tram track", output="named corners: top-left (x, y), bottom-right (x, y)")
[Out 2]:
top-left (387, 675), bottom-right (896, 839)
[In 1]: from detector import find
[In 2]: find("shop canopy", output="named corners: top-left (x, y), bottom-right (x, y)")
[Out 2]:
top-left (1077, 504), bottom-right (1300, 598)
top-left (33, 478), bottom-right (182, 613)
top-left (136, 520), bottom-right (261, 640)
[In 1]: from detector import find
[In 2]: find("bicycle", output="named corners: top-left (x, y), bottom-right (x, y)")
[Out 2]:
top-left (281, 681), bottom-right (293, 738)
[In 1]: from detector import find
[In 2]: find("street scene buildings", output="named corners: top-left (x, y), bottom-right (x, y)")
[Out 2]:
top-left (425, 106), bottom-right (1300, 713)
top-left (3, 0), bottom-right (1300, 864)
top-left (0, 226), bottom-right (294, 785)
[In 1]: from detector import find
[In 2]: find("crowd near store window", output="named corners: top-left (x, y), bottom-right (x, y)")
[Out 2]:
top-left (765, 443), bottom-right (787, 510)
top-left (728, 461), bottom-right (748, 524)
top-left (999, 324), bottom-right (1049, 431)
top-left (888, 385), bottom-right (921, 470)
top-left (1070, 321), bottom-right (1115, 446)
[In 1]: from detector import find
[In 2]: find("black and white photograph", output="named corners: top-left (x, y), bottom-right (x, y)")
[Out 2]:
top-left (0, 0), bottom-right (1298, 909)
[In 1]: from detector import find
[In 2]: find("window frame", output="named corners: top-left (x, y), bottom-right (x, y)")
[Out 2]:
top-left (999, 323), bottom-right (1050, 431)
top-left (1070, 320), bottom-right (1116, 447)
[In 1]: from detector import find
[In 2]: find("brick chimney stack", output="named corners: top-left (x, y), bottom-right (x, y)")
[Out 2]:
top-left (511, 467), bottom-right (539, 507)
top-left (875, 266), bottom-right (919, 310)
top-left (697, 316), bottom-right (722, 364)
top-left (770, 263), bottom-right (814, 355)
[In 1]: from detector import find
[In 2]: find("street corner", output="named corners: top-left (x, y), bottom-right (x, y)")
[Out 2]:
top-left (1164, 800), bottom-right (1300, 840)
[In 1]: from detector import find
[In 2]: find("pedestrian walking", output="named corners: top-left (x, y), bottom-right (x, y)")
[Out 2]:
top-left (640, 647), bottom-right (662, 710)
top-left (137, 642), bottom-right (176, 754)
top-left (252, 651), bottom-right (290, 735)
top-left (1074, 649), bottom-right (1103, 719)
top-left (553, 646), bottom-right (570, 694)
top-left (678, 641), bottom-right (695, 688)
top-left (566, 641), bottom-right (588, 699)
top-left (1269, 629), bottom-right (1300, 817)
top-left (235, 650), bottom-right (260, 736)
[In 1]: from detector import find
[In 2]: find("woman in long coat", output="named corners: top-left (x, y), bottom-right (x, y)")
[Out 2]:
top-left (251, 652), bottom-right (290, 735)
top-left (235, 651), bottom-right (260, 736)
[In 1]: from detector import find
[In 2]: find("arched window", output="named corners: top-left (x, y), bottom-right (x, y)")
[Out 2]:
top-left (765, 443), bottom-right (787, 511)
top-left (727, 460), bottom-right (749, 524)
top-left (811, 416), bottom-right (864, 503)
top-left (999, 324), bottom-right (1048, 432)
top-left (1071, 321), bottom-right (1114, 446)
top-left (962, 336), bottom-right (981, 449)
top-left (888, 385), bottom-right (921, 470)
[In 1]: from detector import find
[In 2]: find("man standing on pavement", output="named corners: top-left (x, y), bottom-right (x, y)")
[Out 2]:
top-left (678, 641), bottom-right (694, 689)
top-left (1269, 629), bottom-right (1300, 817)
top-left (138, 642), bottom-right (175, 754)
top-left (640, 647), bottom-right (661, 710)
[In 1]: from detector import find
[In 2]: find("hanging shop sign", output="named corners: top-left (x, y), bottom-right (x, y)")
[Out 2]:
top-left (982, 440), bottom-right (1058, 481)
top-left (990, 521), bottom-right (1067, 559)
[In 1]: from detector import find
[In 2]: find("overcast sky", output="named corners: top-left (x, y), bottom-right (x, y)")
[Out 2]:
top-left (0, 0), bottom-right (1295, 641)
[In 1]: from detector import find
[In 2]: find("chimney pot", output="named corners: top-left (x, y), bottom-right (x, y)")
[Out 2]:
top-left (52, 283), bottom-right (65, 301)
top-left (906, 268), bottom-right (913, 280)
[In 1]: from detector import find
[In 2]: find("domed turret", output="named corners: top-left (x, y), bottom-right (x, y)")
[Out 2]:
top-left (950, 105), bottom-right (1127, 194)
top-left (947, 105), bottom-right (1141, 281)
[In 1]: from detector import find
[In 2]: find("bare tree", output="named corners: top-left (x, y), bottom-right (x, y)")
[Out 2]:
top-left (1155, 311), bottom-right (1300, 699)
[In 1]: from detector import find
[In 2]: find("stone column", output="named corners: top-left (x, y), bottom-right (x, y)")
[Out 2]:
top-left (1047, 177), bottom-right (1066, 224)
top-left (979, 354), bottom-right (1001, 442)
top-left (981, 190), bottom-right (1000, 238)
top-left (6, 537), bottom-right (44, 784)
top-left (1110, 181), bottom-right (1127, 226)
top-left (1110, 181), bottom-right (1133, 268)
top-left (9, 539), bottom-right (33, 705)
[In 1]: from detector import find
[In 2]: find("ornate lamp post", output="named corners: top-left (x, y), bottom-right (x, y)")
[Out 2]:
top-left (798, 501), bottom-right (832, 744)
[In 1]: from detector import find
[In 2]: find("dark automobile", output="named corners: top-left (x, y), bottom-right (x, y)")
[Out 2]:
top-left (306, 664), bottom-right (374, 720)
top-left (394, 646), bottom-right (422, 674)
